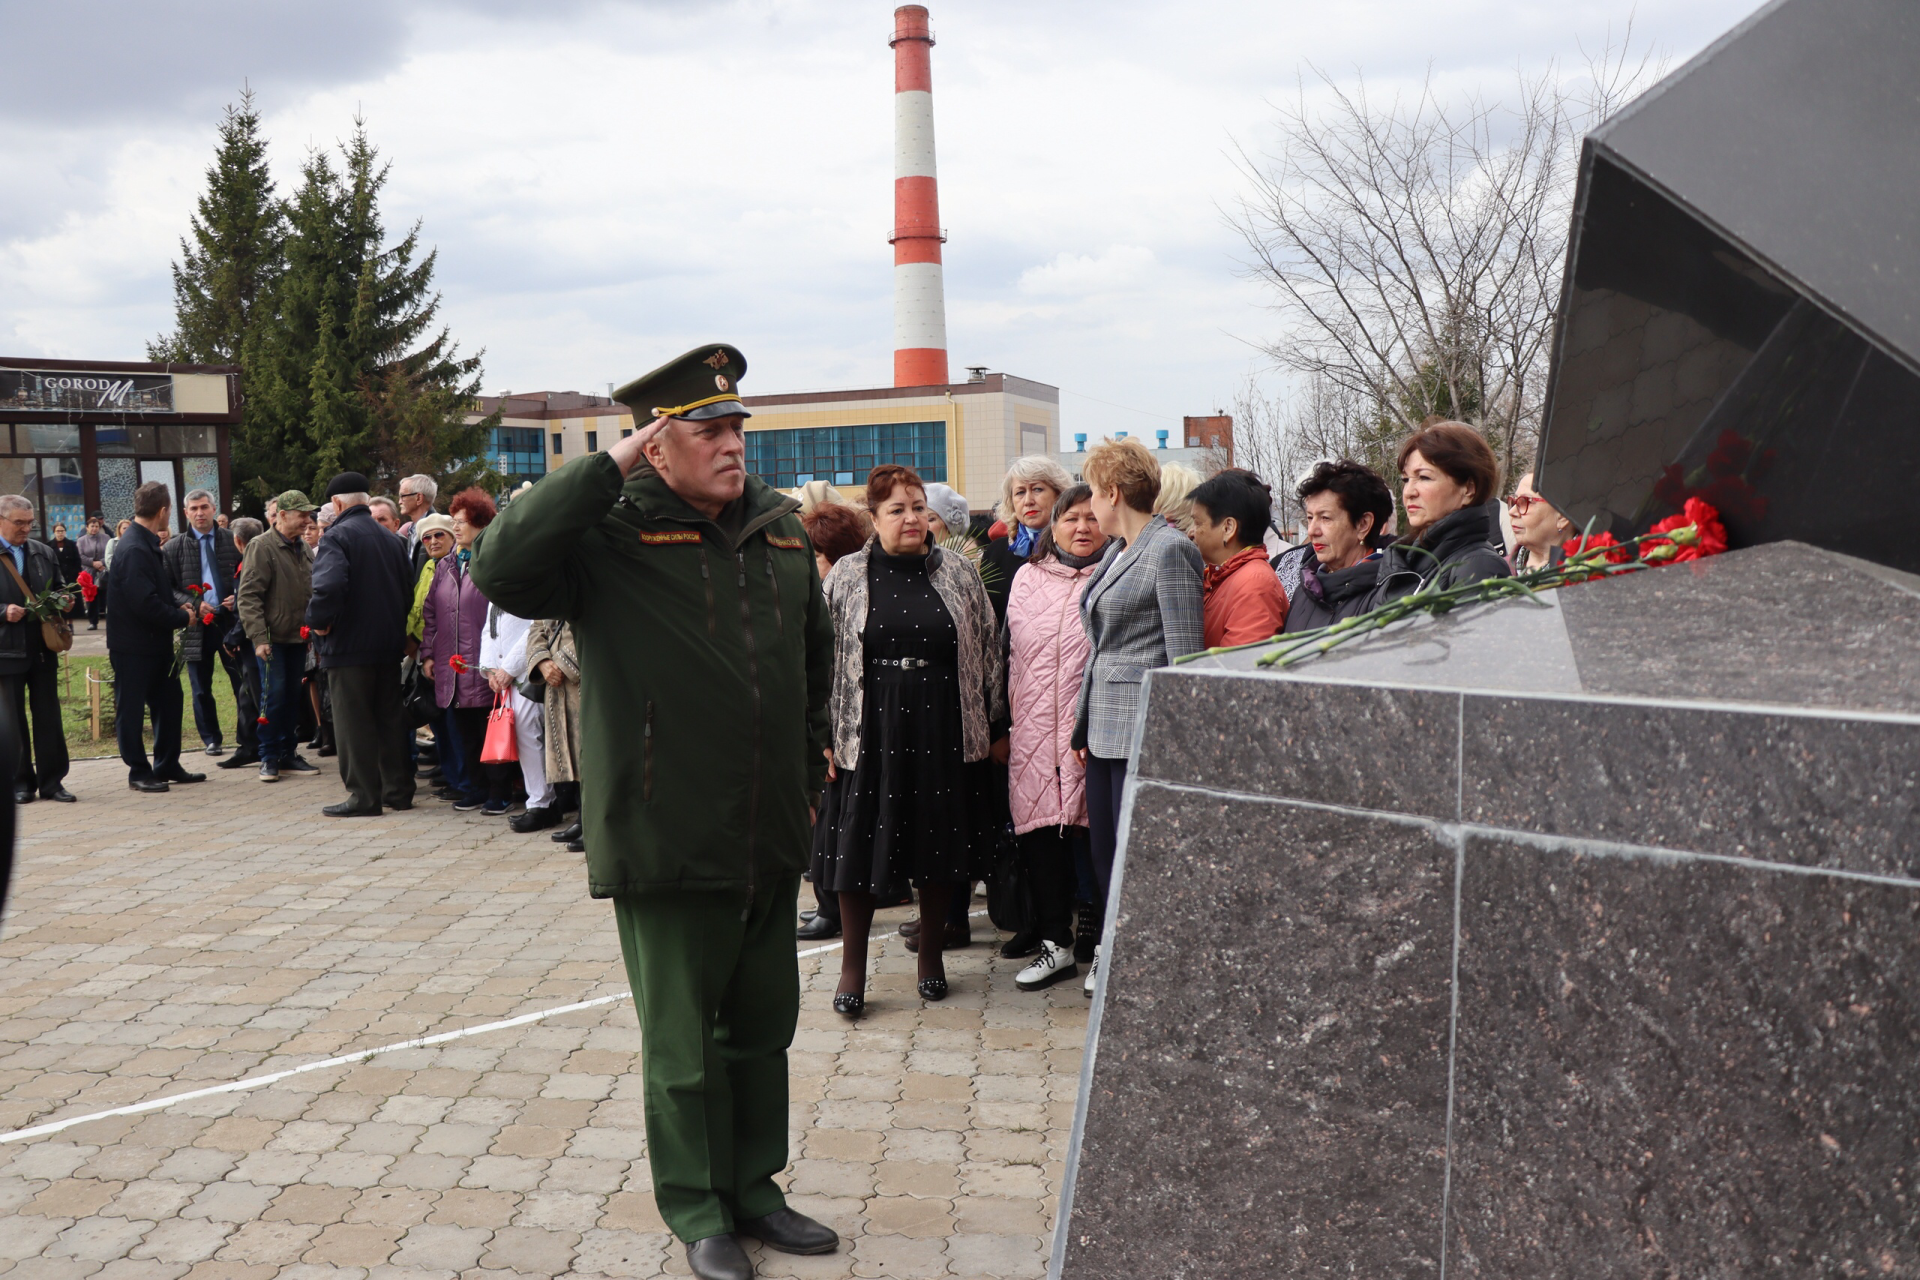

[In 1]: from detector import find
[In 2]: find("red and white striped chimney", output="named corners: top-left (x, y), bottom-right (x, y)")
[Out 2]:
top-left (891, 5), bottom-right (948, 388)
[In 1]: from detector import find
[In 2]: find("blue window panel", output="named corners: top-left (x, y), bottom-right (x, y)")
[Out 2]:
top-left (746, 422), bottom-right (945, 488)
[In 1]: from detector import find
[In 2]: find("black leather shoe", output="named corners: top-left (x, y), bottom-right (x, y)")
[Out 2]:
top-left (215, 751), bottom-right (260, 770)
top-left (796, 914), bottom-right (841, 941)
top-left (904, 922), bottom-right (972, 954)
top-left (38, 786), bottom-right (76, 803)
top-left (510, 806), bottom-right (560, 833)
top-left (736, 1206), bottom-right (839, 1256)
top-left (13, 786), bottom-right (34, 805)
top-left (160, 770), bottom-right (206, 785)
top-left (552, 820), bottom-right (582, 843)
top-left (129, 779), bottom-right (170, 794)
top-left (385, 797), bottom-right (414, 812)
top-left (685, 1234), bottom-right (753, 1280)
top-left (898, 918), bottom-right (920, 938)
top-left (999, 929), bottom-right (1041, 959)
top-left (918, 976), bottom-right (949, 1002)
top-left (566, 839), bottom-right (584, 853)
top-left (833, 992), bottom-right (864, 1019)
top-left (322, 801), bottom-right (382, 817)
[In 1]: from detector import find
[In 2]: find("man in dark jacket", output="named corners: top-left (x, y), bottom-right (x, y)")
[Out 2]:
top-left (164, 487), bottom-right (249, 761)
top-left (0, 495), bottom-right (74, 803)
top-left (471, 345), bottom-right (838, 1280)
top-left (105, 482), bottom-right (199, 793)
top-left (306, 472), bottom-right (414, 817)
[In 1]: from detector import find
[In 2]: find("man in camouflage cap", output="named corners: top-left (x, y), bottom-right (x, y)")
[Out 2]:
top-left (472, 345), bottom-right (836, 1280)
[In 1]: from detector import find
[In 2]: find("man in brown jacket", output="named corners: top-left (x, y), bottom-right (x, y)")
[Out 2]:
top-left (237, 491), bottom-right (319, 783)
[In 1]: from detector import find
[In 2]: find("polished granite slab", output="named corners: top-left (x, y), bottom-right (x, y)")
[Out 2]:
top-left (1533, 0), bottom-right (1920, 571)
top-left (1053, 539), bottom-right (1920, 1277)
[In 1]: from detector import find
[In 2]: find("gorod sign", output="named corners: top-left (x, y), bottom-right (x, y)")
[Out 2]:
top-left (0, 369), bottom-right (174, 413)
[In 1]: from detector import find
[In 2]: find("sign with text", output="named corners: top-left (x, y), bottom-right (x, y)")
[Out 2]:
top-left (0, 369), bottom-right (174, 414)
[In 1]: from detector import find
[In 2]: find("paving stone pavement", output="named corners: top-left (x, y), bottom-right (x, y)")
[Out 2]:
top-left (0, 755), bottom-right (1088, 1278)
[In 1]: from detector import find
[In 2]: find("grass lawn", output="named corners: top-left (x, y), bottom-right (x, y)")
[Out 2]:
top-left (55, 652), bottom-right (241, 757)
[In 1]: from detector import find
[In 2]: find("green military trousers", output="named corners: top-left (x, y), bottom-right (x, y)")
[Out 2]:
top-left (612, 874), bottom-right (801, 1244)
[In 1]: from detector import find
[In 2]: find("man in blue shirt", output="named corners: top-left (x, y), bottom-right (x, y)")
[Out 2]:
top-left (163, 488), bottom-right (248, 761)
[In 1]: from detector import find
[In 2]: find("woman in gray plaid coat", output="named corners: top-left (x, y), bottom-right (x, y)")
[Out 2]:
top-left (1071, 438), bottom-right (1204, 996)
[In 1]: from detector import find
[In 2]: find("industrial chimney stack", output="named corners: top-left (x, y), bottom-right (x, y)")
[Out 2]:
top-left (891, 5), bottom-right (948, 388)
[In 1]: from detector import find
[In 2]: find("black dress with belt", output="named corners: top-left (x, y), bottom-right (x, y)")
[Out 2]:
top-left (815, 547), bottom-right (993, 896)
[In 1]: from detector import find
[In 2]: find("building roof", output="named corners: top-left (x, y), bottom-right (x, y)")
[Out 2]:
top-left (1589, 0), bottom-right (1920, 369)
top-left (742, 372), bottom-right (1058, 409)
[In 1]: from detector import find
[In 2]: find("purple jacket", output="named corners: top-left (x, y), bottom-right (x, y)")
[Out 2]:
top-left (419, 555), bottom-right (491, 709)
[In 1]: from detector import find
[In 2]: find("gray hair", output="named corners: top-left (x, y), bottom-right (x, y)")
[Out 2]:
top-left (368, 496), bottom-right (400, 520)
top-left (401, 474), bottom-right (438, 505)
top-left (0, 494), bottom-right (33, 519)
top-left (995, 454), bottom-right (1074, 526)
top-left (183, 488), bottom-right (216, 507)
top-left (315, 504), bottom-right (339, 528)
top-left (230, 517), bottom-right (264, 544)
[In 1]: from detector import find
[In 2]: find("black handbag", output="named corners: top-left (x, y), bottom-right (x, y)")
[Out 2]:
top-left (402, 658), bottom-right (437, 728)
top-left (986, 822), bottom-right (1031, 935)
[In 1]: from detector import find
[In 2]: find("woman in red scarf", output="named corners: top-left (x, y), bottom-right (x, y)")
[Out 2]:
top-left (1190, 470), bottom-right (1288, 648)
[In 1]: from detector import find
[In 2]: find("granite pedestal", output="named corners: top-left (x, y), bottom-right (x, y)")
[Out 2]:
top-left (1052, 543), bottom-right (1920, 1278)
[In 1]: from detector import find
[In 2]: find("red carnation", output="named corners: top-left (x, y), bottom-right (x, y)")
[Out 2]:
top-left (1644, 498), bottom-right (1730, 564)
top-left (449, 654), bottom-right (470, 674)
top-left (256, 715), bottom-right (269, 725)
top-left (1560, 531), bottom-right (1635, 583)
top-left (300, 625), bottom-right (310, 640)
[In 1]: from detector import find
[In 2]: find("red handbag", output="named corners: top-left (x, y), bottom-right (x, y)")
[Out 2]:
top-left (481, 690), bottom-right (518, 764)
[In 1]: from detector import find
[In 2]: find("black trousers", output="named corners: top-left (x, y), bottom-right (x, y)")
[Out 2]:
top-left (185, 642), bottom-right (253, 751)
top-left (327, 663), bottom-right (414, 811)
top-left (113, 649), bottom-right (183, 783)
top-left (232, 646), bottom-right (261, 756)
top-left (1, 652), bottom-right (67, 791)
top-left (1086, 754), bottom-right (1129, 921)
top-left (1020, 825), bottom-right (1084, 948)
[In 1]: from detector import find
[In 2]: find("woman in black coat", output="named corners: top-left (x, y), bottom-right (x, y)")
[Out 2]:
top-left (1283, 459), bottom-right (1397, 633)
top-left (48, 524), bottom-right (83, 585)
top-left (1365, 420), bottom-right (1511, 609)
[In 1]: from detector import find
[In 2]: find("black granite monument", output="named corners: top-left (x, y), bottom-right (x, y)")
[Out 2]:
top-left (1052, 1), bottom-right (1920, 1274)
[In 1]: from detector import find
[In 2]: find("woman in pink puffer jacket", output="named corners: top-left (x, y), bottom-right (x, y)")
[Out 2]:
top-left (1004, 484), bottom-right (1108, 991)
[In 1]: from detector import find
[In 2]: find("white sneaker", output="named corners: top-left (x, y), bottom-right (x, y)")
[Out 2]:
top-left (1015, 940), bottom-right (1078, 991)
top-left (1083, 944), bottom-right (1100, 998)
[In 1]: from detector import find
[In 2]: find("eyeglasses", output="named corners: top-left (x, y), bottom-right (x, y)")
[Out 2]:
top-left (1506, 494), bottom-right (1543, 516)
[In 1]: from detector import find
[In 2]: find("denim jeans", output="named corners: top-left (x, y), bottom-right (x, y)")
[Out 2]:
top-left (259, 643), bottom-right (307, 765)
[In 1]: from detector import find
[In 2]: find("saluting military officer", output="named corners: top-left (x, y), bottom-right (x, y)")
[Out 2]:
top-left (470, 345), bottom-right (837, 1280)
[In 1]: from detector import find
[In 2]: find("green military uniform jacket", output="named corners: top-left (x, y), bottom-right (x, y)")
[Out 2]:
top-left (469, 453), bottom-right (833, 901)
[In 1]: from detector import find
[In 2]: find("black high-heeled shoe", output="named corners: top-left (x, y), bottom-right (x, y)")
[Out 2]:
top-left (834, 991), bottom-right (864, 1018)
top-left (917, 977), bottom-right (948, 1002)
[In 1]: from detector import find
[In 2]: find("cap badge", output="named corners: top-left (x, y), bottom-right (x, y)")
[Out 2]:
top-left (702, 349), bottom-right (729, 369)
top-left (715, 375), bottom-right (730, 391)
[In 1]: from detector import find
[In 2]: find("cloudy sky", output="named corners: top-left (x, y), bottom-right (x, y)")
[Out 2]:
top-left (1, 0), bottom-right (1758, 446)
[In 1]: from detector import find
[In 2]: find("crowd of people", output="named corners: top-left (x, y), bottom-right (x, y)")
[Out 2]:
top-left (0, 473), bottom-right (588, 846)
top-left (781, 414), bottom-right (1521, 1007)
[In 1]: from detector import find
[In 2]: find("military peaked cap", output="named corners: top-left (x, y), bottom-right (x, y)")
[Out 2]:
top-left (612, 344), bottom-right (753, 422)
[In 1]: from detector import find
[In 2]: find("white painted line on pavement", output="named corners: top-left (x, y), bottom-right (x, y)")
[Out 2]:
top-left (0, 909), bottom-right (992, 1145)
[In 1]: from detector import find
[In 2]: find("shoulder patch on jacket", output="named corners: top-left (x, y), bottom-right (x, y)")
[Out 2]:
top-left (638, 530), bottom-right (703, 546)
top-left (765, 534), bottom-right (805, 550)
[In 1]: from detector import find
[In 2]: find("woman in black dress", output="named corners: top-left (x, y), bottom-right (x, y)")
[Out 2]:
top-left (816, 464), bottom-right (1005, 1016)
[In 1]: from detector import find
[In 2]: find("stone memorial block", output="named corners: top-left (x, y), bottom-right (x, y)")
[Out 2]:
top-left (1052, 544), bottom-right (1920, 1277)
top-left (1536, 0), bottom-right (1920, 571)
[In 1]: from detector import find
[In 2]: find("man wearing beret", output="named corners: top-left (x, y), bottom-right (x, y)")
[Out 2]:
top-left (306, 472), bottom-right (416, 817)
top-left (471, 345), bottom-right (837, 1280)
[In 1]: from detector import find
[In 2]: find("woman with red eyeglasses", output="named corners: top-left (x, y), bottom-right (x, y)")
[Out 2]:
top-left (1506, 470), bottom-right (1574, 572)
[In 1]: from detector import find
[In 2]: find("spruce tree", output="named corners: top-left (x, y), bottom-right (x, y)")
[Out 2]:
top-left (242, 120), bottom-right (497, 504)
top-left (149, 89), bottom-right (285, 364)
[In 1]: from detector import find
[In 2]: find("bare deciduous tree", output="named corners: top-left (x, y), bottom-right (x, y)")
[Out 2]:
top-left (1233, 33), bottom-right (1658, 491)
